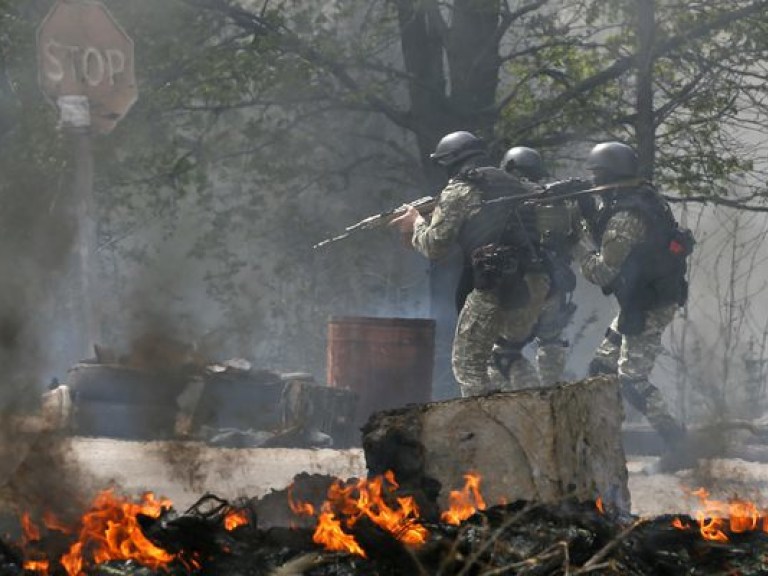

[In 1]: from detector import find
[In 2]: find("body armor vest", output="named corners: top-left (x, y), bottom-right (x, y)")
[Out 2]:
top-left (595, 184), bottom-right (690, 332)
top-left (453, 167), bottom-right (546, 311)
top-left (455, 167), bottom-right (540, 263)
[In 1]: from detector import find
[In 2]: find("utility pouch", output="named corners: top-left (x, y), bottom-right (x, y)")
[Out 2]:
top-left (471, 244), bottom-right (519, 291)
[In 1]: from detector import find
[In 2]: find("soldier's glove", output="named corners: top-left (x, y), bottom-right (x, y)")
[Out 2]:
top-left (471, 244), bottom-right (518, 291)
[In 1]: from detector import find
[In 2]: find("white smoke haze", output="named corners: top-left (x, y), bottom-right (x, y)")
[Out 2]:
top-left (1, 1), bottom-right (768, 532)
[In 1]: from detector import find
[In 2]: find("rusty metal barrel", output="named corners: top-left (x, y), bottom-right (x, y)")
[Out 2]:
top-left (327, 316), bottom-right (435, 429)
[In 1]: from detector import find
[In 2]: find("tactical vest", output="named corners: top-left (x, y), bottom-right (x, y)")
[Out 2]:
top-left (455, 167), bottom-right (541, 264)
top-left (452, 167), bottom-right (545, 311)
top-left (594, 184), bottom-right (691, 331)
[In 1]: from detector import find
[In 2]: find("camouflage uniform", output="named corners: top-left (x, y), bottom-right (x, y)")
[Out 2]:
top-left (479, 271), bottom-right (551, 392)
top-left (578, 202), bottom-right (685, 446)
top-left (486, 194), bottom-right (580, 388)
top-left (413, 177), bottom-right (550, 397)
top-left (531, 201), bottom-right (580, 385)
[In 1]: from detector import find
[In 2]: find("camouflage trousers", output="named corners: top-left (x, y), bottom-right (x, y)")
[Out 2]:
top-left (533, 288), bottom-right (576, 386)
top-left (454, 272), bottom-right (550, 397)
top-left (485, 287), bottom-right (574, 390)
top-left (589, 303), bottom-right (685, 446)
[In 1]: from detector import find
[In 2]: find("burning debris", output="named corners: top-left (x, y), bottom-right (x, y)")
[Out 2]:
top-left (8, 371), bottom-right (768, 575)
top-left (6, 470), bottom-right (768, 575)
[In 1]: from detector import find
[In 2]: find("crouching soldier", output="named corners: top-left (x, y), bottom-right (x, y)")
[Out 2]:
top-left (575, 141), bottom-right (694, 462)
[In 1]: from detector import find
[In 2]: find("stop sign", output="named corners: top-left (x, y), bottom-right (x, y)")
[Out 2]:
top-left (37, 1), bottom-right (138, 134)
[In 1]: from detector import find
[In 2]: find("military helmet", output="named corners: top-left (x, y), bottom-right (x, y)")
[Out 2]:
top-left (430, 131), bottom-right (486, 168)
top-left (501, 146), bottom-right (547, 181)
top-left (585, 142), bottom-right (638, 180)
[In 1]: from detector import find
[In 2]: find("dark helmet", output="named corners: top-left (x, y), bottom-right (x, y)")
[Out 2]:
top-left (430, 131), bottom-right (486, 168)
top-left (585, 142), bottom-right (638, 181)
top-left (501, 146), bottom-right (547, 181)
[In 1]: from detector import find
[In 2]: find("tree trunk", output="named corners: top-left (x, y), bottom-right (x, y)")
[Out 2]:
top-left (362, 376), bottom-right (631, 512)
top-left (446, 0), bottom-right (502, 132)
top-left (393, 0), bottom-right (451, 191)
top-left (635, 0), bottom-right (656, 179)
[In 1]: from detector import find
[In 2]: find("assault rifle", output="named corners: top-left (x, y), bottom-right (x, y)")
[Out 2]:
top-left (483, 177), bottom-right (645, 207)
top-left (313, 178), bottom-right (644, 249)
top-left (313, 196), bottom-right (437, 249)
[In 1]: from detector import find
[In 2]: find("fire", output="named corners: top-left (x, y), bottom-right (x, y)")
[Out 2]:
top-left (15, 490), bottom-right (179, 575)
top-left (43, 511), bottom-right (73, 535)
top-left (22, 559), bottom-right (50, 573)
top-left (20, 512), bottom-right (41, 544)
top-left (441, 472), bottom-right (486, 525)
top-left (314, 508), bottom-right (366, 557)
top-left (595, 496), bottom-right (605, 515)
top-left (18, 513), bottom-right (49, 574)
top-left (58, 489), bottom-right (176, 575)
top-left (224, 508), bottom-right (250, 531)
top-left (289, 471), bottom-right (429, 556)
top-left (287, 483), bottom-right (315, 516)
top-left (672, 487), bottom-right (768, 542)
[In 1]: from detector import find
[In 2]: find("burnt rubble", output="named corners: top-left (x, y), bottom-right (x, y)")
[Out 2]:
top-left (5, 494), bottom-right (768, 575)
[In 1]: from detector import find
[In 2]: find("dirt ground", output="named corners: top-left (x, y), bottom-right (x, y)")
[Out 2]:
top-left (627, 455), bottom-right (768, 516)
top-left (21, 438), bottom-right (768, 519)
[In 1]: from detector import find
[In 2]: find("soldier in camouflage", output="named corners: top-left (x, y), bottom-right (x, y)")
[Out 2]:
top-left (574, 142), bottom-right (692, 453)
top-left (492, 147), bottom-right (580, 387)
top-left (390, 132), bottom-right (551, 397)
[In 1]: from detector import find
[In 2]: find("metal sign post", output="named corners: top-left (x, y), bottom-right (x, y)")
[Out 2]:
top-left (37, 0), bottom-right (138, 356)
top-left (58, 96), bottom-right (98, 352)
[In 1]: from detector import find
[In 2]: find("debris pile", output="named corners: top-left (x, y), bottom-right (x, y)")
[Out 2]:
top-left (6, 471), bottom-right (768, 576)
top-left (56, 349), bottom-right (356, 448)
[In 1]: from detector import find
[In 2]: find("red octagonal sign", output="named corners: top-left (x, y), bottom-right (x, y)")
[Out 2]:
top-left (37, 0), bottom-right (138, 134)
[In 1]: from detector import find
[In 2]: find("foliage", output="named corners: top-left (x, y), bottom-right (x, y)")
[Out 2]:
top-left (3, 0), bottom-right (768, 388)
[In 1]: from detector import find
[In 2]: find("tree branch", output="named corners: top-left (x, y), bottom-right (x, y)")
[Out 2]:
top-left (508, 0), bottom-right (768, 136)
top-left (184, 0), bottom-right (415, 131)
top-left (666, 194), bottom-right (768, 212)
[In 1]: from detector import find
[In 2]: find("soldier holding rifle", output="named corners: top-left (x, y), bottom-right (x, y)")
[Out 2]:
top-left (573, 142), bottom-right (694, 466)
top-left (389, 131), bottom-right (552, 397)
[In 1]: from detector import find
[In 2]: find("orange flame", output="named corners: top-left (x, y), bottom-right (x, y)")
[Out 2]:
top-left (289, 471), bottom-right (428, 556)
top-left (59, 489), bottom-right (176, 575)
top-left (671, 517), bottom-right (688, 530)
top-left (22, 559), bottom-right (49, 574)
top-left (314, 508), bottom-right (366, 557)
top-left (672, 487), bottom-right (768, 542)
top-left (43, 511), bottom-right (73, 535)
top-left (20, 512), bottom-right (41, 544)
top-left (287, 483), bottom-right (315, 516)
top-left (441, 472), bottom-right (486, 525)
top-left (595, 496), bottom-right (604, 515)
top-left (224, 509), bottom-right (249, 531)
